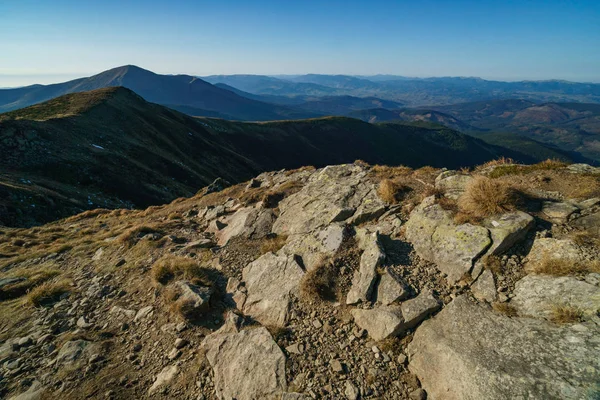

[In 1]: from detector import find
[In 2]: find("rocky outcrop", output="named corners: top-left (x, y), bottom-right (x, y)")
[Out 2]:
top-left (273, 164), bottom-right (385, 235)
top-left (351, 306), bottom-right (404, 341)
top-left (242, 253), bottom-right (304, 326)
top-left (511, 274), bottom-right (600, 320)
top-left (408, 296), bottom-right (600, 400)
top-left (405, 196), bottom-right (491, 283)
top-left (209, 206), bottom-right (276, 246)
top-left (435, 171), bottom-right (473, 200)
top-left (525, 238), bottom-right (585, 268)
top-left (346, 230), bottom-right (385, 305)
top-left (202, 314), bottom-right (287, 400)
top-left (482, 211), bottom-right (534, 255)
top-left (280, 223), bottom-right (346, 271)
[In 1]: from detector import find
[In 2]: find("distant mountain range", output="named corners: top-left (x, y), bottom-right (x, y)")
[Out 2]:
top-left (0, 87), bottom-right (565, 227)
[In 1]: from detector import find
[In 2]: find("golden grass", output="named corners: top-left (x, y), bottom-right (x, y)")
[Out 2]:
top-left (481, 157), bottom-right (516, 168)
top-left (570, 231), bottom-right (600, 247)
top-left (483, 255), bottom-right (503, 274)
top-left (299, 260), bottom-right (336, 302)
top-left (116, 224), bottom-right (162, 246)
top-left (492, 302), bottom-right (518, 317)
top-left (370, 164), bottom-right (413, 180)
top-left (458, 176), bottom-right (522, 218)
top-left (531, 257), bottom-right (600, 276)
top-left (487, 159), bottom-right (569, 178)
top-left (151, 256), bottom-right (213, 286)
top-left (27, 279), bottom-right (71, 307)
top-left (377, 179), bottom-right (410, 204)
top-left (260, 235), bottom-right (288, 254)
top-left (550, 305), bottom-right (583, 323)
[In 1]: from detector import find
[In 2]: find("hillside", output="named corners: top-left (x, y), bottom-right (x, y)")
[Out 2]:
top-left (0, 161), bottom-right (598, 399)
top-left (0, 66), bottom-right (317, 121)
top-left (0, 87), bottom-right (562, 227)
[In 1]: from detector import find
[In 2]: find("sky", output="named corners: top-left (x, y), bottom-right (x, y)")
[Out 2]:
top-left (1, 0), bottom-right (599, 87)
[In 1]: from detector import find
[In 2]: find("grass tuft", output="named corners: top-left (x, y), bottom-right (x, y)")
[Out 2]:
top-left (27, 280), bottom-right (71, 307)
top-left (377, 179), bottom-right (411, 204)
top-left (550, 305), bottom-right (583, 323)
top-left (299, 259), bottom-right (336, 302)
top-left (458, 176), bottom-right (522, 218)
top-left (151, 256), bottom-right (213, 286)
top-left (260, 235), bottom-right (288, 255)
top-left (492, 302), bottom-right (518, 317)
top-left (531, 257), bottom-right (600, 276)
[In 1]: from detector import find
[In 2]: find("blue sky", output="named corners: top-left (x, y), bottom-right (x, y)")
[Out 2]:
top-left (1, 0), bottom-right (599, 86)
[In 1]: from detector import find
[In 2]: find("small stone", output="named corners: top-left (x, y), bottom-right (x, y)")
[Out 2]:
top-left (286, 343), bottom-right (303, 355)
top-left (174, 338), bottom-right (188, 349)
top-left (134, 306), bottom-right (154, 322)
top-left (89, 354), bottom-right (102, 363)
top-left (344, 381), bottom-right (360, 400)
top-left (132, 343), bottom-right (142, 352)
top-left (77, 316), bottom-right (93, 329)
top-left (397, 354), bottom-right (407, 365)
top-left (168, 348), bottom-right (182, 360)
top-left (331, 359), bottom-right (345, 374)
top-left (409, 388), bottom-right (427, 400)
top-left (175, 322), bottom-right (187, 332)
top-left (18, 336), bottom-right (33, 348)
top-left (372, 345), bottom-right (380, 353)
top-left (312, 319), bottom-right (323, 329)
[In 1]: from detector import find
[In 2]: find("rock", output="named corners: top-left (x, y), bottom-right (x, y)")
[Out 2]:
top-left (273, 164), bottom-right (382, 235)
top-left (542, 201), bottom-right (579, 221)
top-left (109, 306), bottom-right (136, 320)
top-left (56, 340), bottom-right (95, 366)
top-left (405, 196), bottom-right (491, 284)
top-left (173, 281), bottom-right (212, 313)
top-left (377, 268), bottom-right (409, 305)
top-left (408, 296), bottom-right (600, 400)
top-left (148, 365), bottom-right (179, 395)
top-left (351, 306), bottom-right (404, 341)
top-left (202, 315), bottom-right (287, 400)
top-left (212, 207), bottom-right (275, 246)
top-left (281, 394), bottom-right (312, 400)
top-left (471, 270), bottom-right (497, 303)
top-left (184, 238), bottom-right (215, 249)
top-left (134, 306), bottom-right (154, 322)
top-left (174, 338), bottom-right (188, 349)
top-left (285, 343), bottom-right (303, 355)
top-left (280, 224), bottom-right (346, 271)
top-left (511, 274), bottom-right (600, 320)
top-left (168, 348), bottom-right (181, 360)
top-left (346, 230), bottom-right (385, 305)
top-left (571, 211), bottom-right (600, 236)
top-left (17, 336), bottom-right (33, 348)
top-left (526, 238), bottom-right (585, 270)
top-left (409, 388), bottom-right (427, 400)
top-left (36, 334), bottom-right (53, 345)
top-left (92, 247), bottom-right (104, 261)
top-left (242, 253), bottom-right (304, 326)
top-left (344, 381), bottom-right (360, 400)
top-left (76, 316), bottom-right (92, 329)
top-left (401, 290), bottom-right (441, 329)
top-left (8, 381), bottom-right (44, 400)
top-left (0, 277), bottom-right (26, 289)
top-left (331, 359), bottom-right (345, 374)
top-left (435, 171), bottom-right (473, 200)
top-left (206, 177), bottom-right (229, 194)
top-left (576, 197), bottom-right (600, 209)
top-left (348, 187), bottom-right (387, 225)
top-left (566, 163), bottom-right (600, 175)
top-left (482, 211), bottom-right (534, 255)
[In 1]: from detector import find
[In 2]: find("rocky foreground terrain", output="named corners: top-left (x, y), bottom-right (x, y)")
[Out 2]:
top-left (0, 160), bottom-right (599, 399)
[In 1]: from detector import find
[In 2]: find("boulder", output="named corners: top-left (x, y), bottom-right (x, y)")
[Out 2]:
top-left (571, 211), bottom-right (600, 236)
top-left (482, 211), bottom-right (535, 255)
top-left (173, 281), bottom-right (212, 313)
top-left (435, 171), bottom-right (473, 200)
top-left (405, 197), bottom-right (491, 284)
top-left (351, 306), bottom-right (404, 341)
top-left (377, 269), bottom-right (409, 305)
top-left (212, 207), bottom-right (275, 246)
top-left (148, 365), bottom-right (179, 395)
top-left (56, 340), bottom-right (96, 366)
top-left (408, 296), bottom-right (600, 400)
top-left (400, 290), bottom-right (441, 328)
top-left (526, 238), bottom-right (585, 270)
top-left (242, 253), bottom-right (304, 326)
top-left (273, 164), bottom-right (384, 235)
top-left (542, 201), bottom-right (579, 221)
top-left (470, 269), bottom-right (496, 303)
top-left (203, 315), bottom-right (287, 400)
top-left (346, 231), bottom-right (385, 305)
top-left (281, 224), bottom-right (346, 271)
top-left (566, 163), bottom-right (600, 174)
top-left (511, 274), bottom-right (600, 320)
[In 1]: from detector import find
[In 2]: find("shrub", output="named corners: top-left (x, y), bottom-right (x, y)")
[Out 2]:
top-left (27, 280), bottom-right (71, 307)
top-left (260, 235), bottom-right (288, 254)
top-left (458, 176), bottom-right (522, 218)
top-left (550, 305), bottom-right (583, 323)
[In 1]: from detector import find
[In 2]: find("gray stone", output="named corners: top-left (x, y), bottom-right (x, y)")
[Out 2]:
top-left (148, 365), bottom-right (179, 395)
top-left (346, 231), bottom-right (385, 305)
top-left (377, 269), bottom-right (409, 305)
top-left (134, 305), bottom-right (154, 322)
top-left (184, 238), bottom-right (215, 249)
top-left (435, 171), bottom-right (473, 200)
top-left (8, 381), bottom-right (44, 400)
top-left (211, 207), bottom-right (275, 246)
top-left (408, 296), bottom-right (600, 400)
top-left (242, 253), bottom-right (304, 326)
top-left (542, 201), bottom-right (579, 221)
top-left (17, 336), bottom-right (33, 348)
top-left (405, 196), bottom-right (491, 284)
top-left (280, 224), bottom-right (346, 271)
top-left (344, 381), bottom-right (360, 400)
top-left (571, 211), bottom-right (600, 236)
top-left (511, 274), bottom-right (600, 320)
top-left (471, 270), bottom-right (497, 303)
top-left (56, 340), bottom-right (95, 366)
top-left (400, 290), bottom-right (441, 329)
top-left (351, 306), bottom-right (404, 341)
top-left (482, 211), bottom-right (535, 255)
top-left (76, 316), bottom-right (92, 329)
top-left (526, 238), bottom-right (585, 270)
top-left (576, 197), bottom-right (600, 209)
top-left (409, 388), bottom-right (427, 400)
top-left (202, 314), bottom-right (287, 400)
top-left (174, 338), bottom-right (188, 349)
top-left (109, 306), bottom-right (136, 320)
top-left (566, 163), bottom-right (600, 175)
top-left (173, 281), bottom-right (212, 313)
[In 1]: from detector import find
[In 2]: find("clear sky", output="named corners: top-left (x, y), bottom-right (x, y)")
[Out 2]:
top-left (1, 0), bottom-right (599, 87)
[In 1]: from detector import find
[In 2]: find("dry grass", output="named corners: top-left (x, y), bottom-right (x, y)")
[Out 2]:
top-left (27, 279), bottom-right (71, 307)
top-left (481, 157), bottom-right (516, 168)
top-left (0, 268), bottom-right (61, 301)
top-left (487, 159), bottom-right (569, 178)
top-left (377, 179), bottom-right (411, 204)
top-left (370, 164), bottom-right (413, 180)
top-left (570, 231), bottom-right (600, 247)
top-left (483, 255), bottom-right (503, 274)
top-left (151, 256), bottom-right (213, 286)
top-left (492, 302), bottom-right (518, 317)
top-left (260, 235), bottom-right (288, 254)
top-left (550, 305), bottom-right (583, 323)
top-left (458, 176), bottom-right (522, 218)
top-left (531, 257), bottom-right (600, 276)
top-left (284, 165), bottom-right (316, 176)
top-left (299, 259), bottom-right (336, 302)
top-left (117, 224), bottom-right (163, 246)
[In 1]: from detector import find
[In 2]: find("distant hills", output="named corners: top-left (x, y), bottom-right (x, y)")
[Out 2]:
top-left (0, 66), bottom-right (318, 121)
top-left (0, 87), bottom-right (559, 227)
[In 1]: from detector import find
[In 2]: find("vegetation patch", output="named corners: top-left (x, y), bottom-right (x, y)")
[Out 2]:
top-left (151, 256), bottom-right (213, 286)
top-left (550, 305), bottom-right (583, 324)
top-left (27, 280), bottom-right (71, 307)
top-left (487, 159), bottom-right (569, 179)
top-left (492, 302), bottom-right (518, 317)
top-left (117, 225), bottom-right (163, 247)
top-left (458, 176), bottom-right (523, 218)
top-left (377, 179), bottom-right (412, 204)
top-left (299, 259), bottom-right (336, 302)
top-left (260, 235), bottom-right (288, 254)
top-left (531, 257), bottom-right (600, 276)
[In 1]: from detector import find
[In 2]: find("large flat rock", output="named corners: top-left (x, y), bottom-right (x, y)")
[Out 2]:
top-left (408, 296), bottom-right (600, 400)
